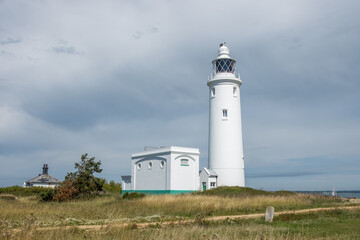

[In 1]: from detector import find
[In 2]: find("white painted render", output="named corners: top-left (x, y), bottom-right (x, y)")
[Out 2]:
top-left (207, 44), bottom-right (245, 187)
top-left (23, 182), bottom-right (59, 188)
top-left (128, 146), bottom-right (199, 191)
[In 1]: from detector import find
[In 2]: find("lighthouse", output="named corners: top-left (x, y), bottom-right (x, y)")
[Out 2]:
top-left (207, 43), bottom-right (245, 187)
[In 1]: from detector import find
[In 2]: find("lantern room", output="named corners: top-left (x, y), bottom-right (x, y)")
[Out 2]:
top-left (212, 43), bottom-right (236, 74)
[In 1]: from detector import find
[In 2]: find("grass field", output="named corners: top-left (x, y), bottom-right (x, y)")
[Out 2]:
top-left (1, 187), bottom-right (359, 239)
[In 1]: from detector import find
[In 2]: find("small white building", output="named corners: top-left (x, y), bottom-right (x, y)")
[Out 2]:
top-left (24, 164), bottom-right (61, 188)
top-left (199, 167), bottom-right (217, 191)
top-left (121, 146), bottom-right (199, 194)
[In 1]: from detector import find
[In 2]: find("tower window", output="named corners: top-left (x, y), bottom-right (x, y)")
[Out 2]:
top-left (137, 163), bottom-right (142, 170)
top-left (148, 162), bottom-right (152, 169)
top-left (233, 86), bottom-right (238, 97)
top-left (211, 87), bottom-right (215, 97)
top-left (160, 161), bottom-right (165, 169)
top-left (222, 109), bottom-right (228, 119)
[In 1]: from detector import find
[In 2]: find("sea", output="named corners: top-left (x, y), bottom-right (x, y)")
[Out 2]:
top-left (298, 191), bottom-right (360, 199)
top-left (328, 191), bottom-right (360, 199)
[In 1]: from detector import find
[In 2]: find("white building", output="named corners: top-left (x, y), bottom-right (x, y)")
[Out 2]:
top-left (121, 146), bottom-right (199, 194)
top-left (199, 167), bottom-right (217, 191)
top-left (24, 164), bottom-right (61, 188)
top-left (206, 43), bottom-right (245, 187)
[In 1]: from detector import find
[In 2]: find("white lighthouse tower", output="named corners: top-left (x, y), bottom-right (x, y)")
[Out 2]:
top-left (207, 43), bottom-right (245, 187)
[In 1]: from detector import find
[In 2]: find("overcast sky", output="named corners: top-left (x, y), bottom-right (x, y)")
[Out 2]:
top-left (0, 0), bottom-right (359, 191)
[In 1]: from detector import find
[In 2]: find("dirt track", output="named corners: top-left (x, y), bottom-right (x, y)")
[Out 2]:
top-left (29, 205), bottom-right (360, 231)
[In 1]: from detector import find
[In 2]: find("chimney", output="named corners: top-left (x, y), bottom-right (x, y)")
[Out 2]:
top-left (42, 164), bottom-right (48, 175)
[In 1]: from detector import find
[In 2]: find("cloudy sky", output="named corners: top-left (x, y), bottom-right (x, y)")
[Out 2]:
top-left (0, 0), bottom-right (359, 191)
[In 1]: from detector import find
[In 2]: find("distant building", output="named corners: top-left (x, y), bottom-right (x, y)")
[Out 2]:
top-left (24, 164), bottom-right (61, 188)
top-left (121, 146), bottom-right (199, 194)
top-left (199, 167), bottom-right (217, 191)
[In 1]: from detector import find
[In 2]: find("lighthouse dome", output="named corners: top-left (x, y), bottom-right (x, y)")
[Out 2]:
top-left (218, 44), bottom-right (230, 56)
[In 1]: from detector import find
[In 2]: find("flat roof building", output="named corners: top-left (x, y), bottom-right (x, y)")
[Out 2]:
top-left (122, 146), bottom-right (199, 194)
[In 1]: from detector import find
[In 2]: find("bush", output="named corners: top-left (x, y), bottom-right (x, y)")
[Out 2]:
top-left (0, 186), bottom-right (55, 196)
top-left (122, 192), bottom-right (145, 200)
top-left (53, 180), bottom-right (79, 202)
top-left (39, 188), bottom-right (56, 202)
top-left (103, 180), bottom-right (122, 194)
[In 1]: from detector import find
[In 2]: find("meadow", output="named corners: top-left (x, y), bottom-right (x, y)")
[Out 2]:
top-left (1, 187), bottom-right (359, 239)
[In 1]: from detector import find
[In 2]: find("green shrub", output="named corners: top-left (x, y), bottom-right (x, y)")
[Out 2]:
top-left (0, 186), bottom-right (54, 196)
top-left (122, 192), bottom-right (145, 200)
top-left (39, 188), bottom-right (56, 202)
top-left (103, 180), bottom-right (122, 194)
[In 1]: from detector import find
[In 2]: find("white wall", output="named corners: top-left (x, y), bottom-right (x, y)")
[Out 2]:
top-left (132, 156), bottom-right (168, 191)
top-left (26, 183), bottom-right (59, 188)
top-left (169, 152), bottom-right (199, 191)
top-left (131, 146), bottom-right (199, 191)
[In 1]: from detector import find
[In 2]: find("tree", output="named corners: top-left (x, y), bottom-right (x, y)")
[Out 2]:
top-left (65, 153), bottom-right (105, 197)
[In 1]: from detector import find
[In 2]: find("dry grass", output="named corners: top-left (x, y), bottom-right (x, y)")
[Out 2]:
top-left (137, 194), bottom-right (312, 217)
top-left (3, 209), bottom-right (360, 240)
top-left (0, 193), bottom-right (345, 229)
top-left (1, 193), bottom-right (359, 239)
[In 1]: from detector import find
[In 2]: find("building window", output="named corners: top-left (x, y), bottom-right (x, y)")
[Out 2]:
top-left (233, 86), bottom-right (238, 97)
top-left (148, 162), bottom-right (152, 169)
top-left (160, 161), bottom-right (165, 169)
top-left (210, 182), bottom-right (216, 187)
top-left (222, 109), bottom-right (228, 119)
top-left (211, 87), bottom-right (215, 97)
top-left (181, 159), bottom-right (189, 166)
top-left (137, 163), bottom-right (141, 170)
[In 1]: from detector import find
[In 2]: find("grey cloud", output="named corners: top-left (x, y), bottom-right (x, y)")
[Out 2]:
top-left (132, 26), bottom-right (158, 39)
top-left (0, 50), bottom-right (14, 56)
top-left (132, 31), bottom-right (143, 39)
top-left (149, 26), bottom-right (158, 33)
top-left (0, 36), bottom-right (21, 45)
top-left (0, 0), bottom-right (359, 190)
top-left (52, 46), bottom-right (83, 55)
